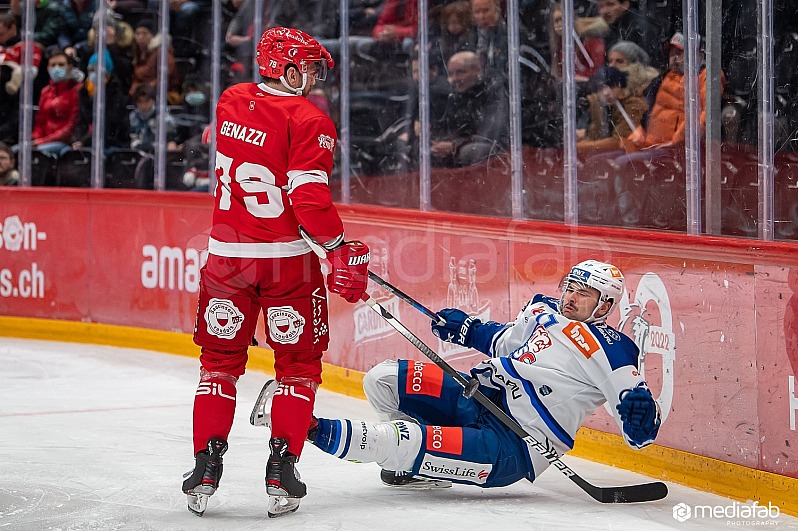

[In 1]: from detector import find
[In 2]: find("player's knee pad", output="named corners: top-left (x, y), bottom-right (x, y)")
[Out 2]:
top-left (199, 367), bottom-right (238, 385)
top-left (274, 376), bottom-right (319, 406)
top-left (196, 367), bottom-right (238, 400)
top-left (364, 360), bottom-right (409, 421)
top-left (376, 420), bottom-right (422, 472)
top-left (278, 376), bottom-right (319, 392)
top-left (199, 346), bottom-right (248, 378)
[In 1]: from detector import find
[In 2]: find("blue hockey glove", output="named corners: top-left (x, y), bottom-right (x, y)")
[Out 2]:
top-left (431, 308), bottom-right (475, 346)
top-left (616, 385), bottom-right (661, 449)
top-left (431, 308), bottom-right (505, 355)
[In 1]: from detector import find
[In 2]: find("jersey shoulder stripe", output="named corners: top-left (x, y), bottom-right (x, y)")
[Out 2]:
top-left (531, 294), bottom-right (559, 311)
top-left (588, 324), bottom-right (640, 370)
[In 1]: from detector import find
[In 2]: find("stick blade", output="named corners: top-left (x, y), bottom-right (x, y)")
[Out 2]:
top-left (588, 481), bottom-right (669, 503)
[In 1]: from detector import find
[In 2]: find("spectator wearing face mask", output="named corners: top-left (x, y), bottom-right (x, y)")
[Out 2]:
top-left (603, 40), bottom-right (660, 107)
top-left (576, 66), bottom-right (647, 160)
top-left (129, 83), bottom-right (179, 154)
top-left (173, 77), bottom-right (210, 139)
top-left (173, 76), bottom-right (210, 191)
top-left (72, 50), bottom-right (131, 154)
top-left (24, 49), bottom-right (83, 157)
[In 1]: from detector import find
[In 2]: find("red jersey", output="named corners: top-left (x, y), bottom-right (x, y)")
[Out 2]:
top-left (209, 82), bottom-right (344, 258)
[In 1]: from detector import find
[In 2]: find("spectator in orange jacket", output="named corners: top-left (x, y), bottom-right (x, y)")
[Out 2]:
top-left (622, 32), bottom-right (721, 153)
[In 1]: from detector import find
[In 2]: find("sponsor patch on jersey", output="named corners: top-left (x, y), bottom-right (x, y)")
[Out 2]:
top-left (205, 298), bottom-right (245, 339)
top-left (563, 321), bottom-right (600, 359)
top-left (419, 454), bottom-right (492, 485)
top-left (426, 426), bottom-right (463, 455)
top-left (267, 305), bottom-right (306, 344)
top-left (318, 133), bottom-right (335, 152)
top-left (405, 360), bottom-right (444, 397)
top-left (595, 325), bottom-right (621, 343)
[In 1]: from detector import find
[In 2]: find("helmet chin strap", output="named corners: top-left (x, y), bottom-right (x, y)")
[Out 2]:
top-left (279, 73), bottom-right (307, 95)
top-left (586, 298), bottom-right (611, 324)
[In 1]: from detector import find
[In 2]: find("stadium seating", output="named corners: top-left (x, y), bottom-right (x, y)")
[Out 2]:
top-left (105, 149), bottom-right (144, 189)
top-left (30, 150), bottom-right (58, 187)
top-left (56, 149), bottom-right (93, 188)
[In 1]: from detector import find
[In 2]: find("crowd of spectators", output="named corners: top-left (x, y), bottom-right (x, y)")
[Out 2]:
top-left (2, 0), bottom-right (798, 235)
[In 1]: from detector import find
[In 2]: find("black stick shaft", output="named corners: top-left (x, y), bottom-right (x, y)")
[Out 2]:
top-left (367, 272), bottom-right (444, 324)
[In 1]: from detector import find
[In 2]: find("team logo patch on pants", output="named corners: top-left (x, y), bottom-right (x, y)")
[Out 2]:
top-left (205, 298), bottom-right (245, 339)
top-left (405, 361), bottom-right (444, 397)
top-left (426, 425), bottom-right (463, 455)
top-left (267, 305), bottom-right (306, 344)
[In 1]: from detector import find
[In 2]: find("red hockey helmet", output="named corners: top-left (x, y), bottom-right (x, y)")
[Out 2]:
top-left (256, 27), bottom-right (334, 81)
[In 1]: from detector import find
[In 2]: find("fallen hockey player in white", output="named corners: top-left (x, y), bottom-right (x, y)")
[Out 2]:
top-left (251, 260), bottom-right (661, 508)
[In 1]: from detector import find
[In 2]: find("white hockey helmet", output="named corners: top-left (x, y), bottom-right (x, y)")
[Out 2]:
top-left (559, 260), bottom-right (625, 323)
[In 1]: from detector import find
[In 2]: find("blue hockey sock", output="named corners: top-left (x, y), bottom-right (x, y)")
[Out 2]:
top-left (311, 418), bottom-right (345, 455)
top-left (310, 417), bottom-right (421, 470)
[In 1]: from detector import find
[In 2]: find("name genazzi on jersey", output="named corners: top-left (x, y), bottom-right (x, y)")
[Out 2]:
top-left (219, 121), bottom-right (267, 147)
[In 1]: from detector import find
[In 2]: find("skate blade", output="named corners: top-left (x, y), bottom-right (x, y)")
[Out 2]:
top-left (266, 484), bottom-right (291, 497)
top-left (268, 495), bottom-right (300, 518)
top-left (187, 493), bottom-right (209, 517)
top-left (250, 380), bottom-right (276, 427)
top-left (382, 478), bottom-right (453, 489)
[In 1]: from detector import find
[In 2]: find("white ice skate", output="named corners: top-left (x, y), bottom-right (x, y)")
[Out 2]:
top-left (250, 379), bottom-right (277, 428)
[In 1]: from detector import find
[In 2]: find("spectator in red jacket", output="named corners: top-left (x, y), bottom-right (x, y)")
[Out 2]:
top-left (550, 3), bottom-right (608, 84)
top-left (373, 0), bottom-right (417, 55)
top-left (28, 50), bottom-right (83, 157)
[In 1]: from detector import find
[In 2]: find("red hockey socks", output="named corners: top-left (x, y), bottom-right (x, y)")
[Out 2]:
top-left (192, 370), bottom-right (238, 454)
top-left (270, 380), bottom-right (317, 457)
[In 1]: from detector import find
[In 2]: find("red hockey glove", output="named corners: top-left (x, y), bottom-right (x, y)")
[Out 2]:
top-left (326, 241), bottom-right (370, 303)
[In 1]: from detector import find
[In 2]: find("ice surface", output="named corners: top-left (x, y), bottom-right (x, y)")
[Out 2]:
top-left (1, 338), bottom-right (796, 530)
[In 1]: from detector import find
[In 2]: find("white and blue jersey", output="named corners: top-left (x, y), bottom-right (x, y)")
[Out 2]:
top-left (471, 295), bottom-right (646, 465)
top-left (397, 295), bottom-right (646, 486)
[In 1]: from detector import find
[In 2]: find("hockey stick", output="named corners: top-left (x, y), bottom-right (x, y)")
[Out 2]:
top-left (367, 272), bottom-right (445, 324)
top-left (362, 295), bottom-right (668, 503)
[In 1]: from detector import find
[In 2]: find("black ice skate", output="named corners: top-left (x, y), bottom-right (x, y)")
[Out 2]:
top-left (380, 469), bottom-right (452, 489)
top-left (265, 437), bottom-right (306, 518)
top-left (182, 438), bottom-right (228, 517)
top-left (249, 379), bottom-right (277, 428)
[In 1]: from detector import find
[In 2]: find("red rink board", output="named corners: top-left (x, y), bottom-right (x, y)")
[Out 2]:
top-left (1, 189), bottom-right (797, 479)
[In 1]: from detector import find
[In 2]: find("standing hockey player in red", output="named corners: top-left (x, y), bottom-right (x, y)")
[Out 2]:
top-left (181, 27), bottom-right (370, 518)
